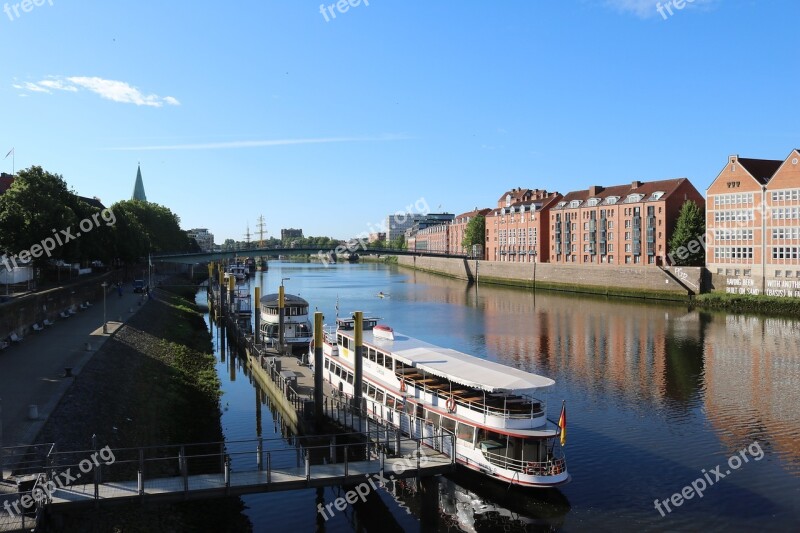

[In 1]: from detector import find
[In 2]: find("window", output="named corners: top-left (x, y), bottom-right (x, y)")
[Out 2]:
top-left (588, 198), bottom-right (600, 207)
top-left (384, 355), bottom-right (393, 370)
top-left (569, 200), bottom-right (582, 208)
top-left (605, 196), bottom-right (619, 205)
top-left (457, 422), bottom-right (475, 443)
top-left (649, 191), bottom-right (664, 201)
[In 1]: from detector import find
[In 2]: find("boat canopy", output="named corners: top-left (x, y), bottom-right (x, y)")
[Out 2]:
top-left (259, 293), bottom-right (309, 307)
top-left (346, 330), bottom-right (555, 393)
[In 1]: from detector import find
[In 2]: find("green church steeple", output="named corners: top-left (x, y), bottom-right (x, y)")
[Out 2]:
top-left (132, 164), bottom-right (147, 202)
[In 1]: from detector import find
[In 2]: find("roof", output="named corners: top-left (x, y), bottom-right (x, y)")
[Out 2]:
top-left (737, 158), bottom-right (782, 185)
top-left (78, 196), bottom-right (106, 209)
top-left (259, 293), bottom-right (309, 306)
top-left (132, 165), bottom-right (147, 201)
top-left (0, 173), bottom-right (15, 194)
top-left (342, 329), bottom-right (555, 393)
top-left (553, 178), bottom-right (692, 209)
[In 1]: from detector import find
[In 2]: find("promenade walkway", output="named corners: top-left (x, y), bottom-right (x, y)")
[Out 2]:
top-left (0, 282), bottom-right (151, 452)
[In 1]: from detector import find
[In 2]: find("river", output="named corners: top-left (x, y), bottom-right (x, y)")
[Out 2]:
top-left (199, 261), bottom-right (800, 532)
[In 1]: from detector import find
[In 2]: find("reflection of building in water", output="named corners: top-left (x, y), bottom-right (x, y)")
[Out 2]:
top-left (479, 289), bottom-right (706, 409)
top-left (704, 315), bottom-right (800, 466)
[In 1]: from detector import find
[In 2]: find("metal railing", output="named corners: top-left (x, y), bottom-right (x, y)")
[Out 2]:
top-left (482, 448), bottom-right (566, 476)
top-left (398, 377), bottom-right (546, 421)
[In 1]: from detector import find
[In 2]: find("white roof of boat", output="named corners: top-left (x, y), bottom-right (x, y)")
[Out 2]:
top-left (340, 329), bottom-right (555, 393)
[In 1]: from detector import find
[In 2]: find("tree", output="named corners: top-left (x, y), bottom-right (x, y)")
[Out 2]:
top-left (668, 200), bottom-right (706, 266)
top-left (0, 166), bottom-right (85, 268)
top-left (391, 235), bottom-right (406, 250)
top-left (462, 215), bottom-right (486, 251)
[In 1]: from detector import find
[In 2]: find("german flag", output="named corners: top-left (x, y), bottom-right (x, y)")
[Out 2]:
top-left (558, 401), bottom-right (566, 447)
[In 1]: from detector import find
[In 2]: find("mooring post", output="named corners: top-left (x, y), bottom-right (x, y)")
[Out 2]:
top-left (138, 449), bottom-right (144, 497)
top-left (314, 312), bottom-right (324, 426)
top-left (352, 312), bottom-right (364, 418)
top-left (266, 452), bottom-right (271, 484)
top-left (254, 286), bottom-right (262, 344)
top-left (278, 284), bottom-right (285, 352)
top-left (256, 438), bottom-right (263, 471)
top-left (224, 455), bottom-right (231, 493)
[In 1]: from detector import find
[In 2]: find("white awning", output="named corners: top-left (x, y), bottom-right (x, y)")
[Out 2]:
top-left (357, 330), bottom-right (555, 393)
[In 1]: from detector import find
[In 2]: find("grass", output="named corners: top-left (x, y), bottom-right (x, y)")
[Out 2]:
top-left (693, 292), bottom-right (800, 317)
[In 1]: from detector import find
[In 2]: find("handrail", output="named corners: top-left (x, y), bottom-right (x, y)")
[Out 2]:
top-left (482, 447), bottom-right (566, 475)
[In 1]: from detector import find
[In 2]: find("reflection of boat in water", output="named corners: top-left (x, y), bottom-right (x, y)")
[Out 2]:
top-left (379, 470), bottom-right (569, 532)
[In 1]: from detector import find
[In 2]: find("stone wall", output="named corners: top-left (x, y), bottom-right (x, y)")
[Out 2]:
top-left (396, 256), bottom-right (703, 300)
top-left (0, 274), bottom-right (113, 338)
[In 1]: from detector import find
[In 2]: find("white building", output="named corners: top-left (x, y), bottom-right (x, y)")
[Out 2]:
top-left (187, 228), bottom-right (215, 252)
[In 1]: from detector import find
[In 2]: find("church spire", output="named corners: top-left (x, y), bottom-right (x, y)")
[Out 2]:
top-left (132, 164), bottom-right (147, 202)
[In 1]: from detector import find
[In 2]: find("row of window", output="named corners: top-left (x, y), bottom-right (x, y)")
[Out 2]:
top-left (772, 247), bottom-right (800, 260)
top-left (771, 190), bottom-right (800, 202)
top-left (773, 228), bottom-right (800, 240)
top-left (337, 335), bottom-right (396, 371)
top-left (772, 207), bottom-right (800, 220)
top-left (714, 210), bottom-right (754, 223)
top-left (713, 193), bottom-right (755, 207)
top-left (262, 306), bottom-right (309, 316)
top-left (714, 229), bottom-right (754, 241)
top-left (713, 247), bottom-right (755, 260)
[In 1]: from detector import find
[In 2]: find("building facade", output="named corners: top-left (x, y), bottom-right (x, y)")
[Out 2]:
top-left (187, 228), bottom-right (215, 252)
top-left (385, 213), bottom-right (423, 243)
top-left (448, 208), bottom-right (491, 257)
top-left (405, 213), bottom-right (455, 252)
top-left (549, 178), bottom-right (704, 266)
top-left (486, 188), bottom-right (560, 263)
top-left (707, 150), bottom-right (800, 296)
top-left (281, 228), bottom-right (304, 241)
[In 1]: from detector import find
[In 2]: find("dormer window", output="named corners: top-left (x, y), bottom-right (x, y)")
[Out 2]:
top-left (605, 196), bottom-right (620, 205)
top-left (556, 201), bottom-right (567, 209)
top-left (587, 198), bottom-right (600, 207)
top-left (624, 194), bottom-right (644, 203)
top-left (505, 194), bottom-right (512, 207)
top-left (649, 191), bottom-right (664, 201)
top-left (569, 200), bottom-right (582, 208)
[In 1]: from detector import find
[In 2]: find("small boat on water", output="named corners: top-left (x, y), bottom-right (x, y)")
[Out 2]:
top-left (315, 317), bottom-right (569, 488)
top-left (224, 263), bottom-right (248, 282)
top-left (259, 292), bottom-right (312, 348)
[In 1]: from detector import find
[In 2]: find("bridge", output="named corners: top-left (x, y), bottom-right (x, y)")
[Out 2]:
top-left (0, 396), bottom-right (455, 532)
top-left (151, 246), bottom-right (469, 264)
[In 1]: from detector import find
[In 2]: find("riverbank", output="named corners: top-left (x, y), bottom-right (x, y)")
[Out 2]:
top-left (393, 255), bottom-right (698, 302)
top-left (692, 292), bottom-right (800, 317)
top-left (35, 275), bottom-right (251, 532)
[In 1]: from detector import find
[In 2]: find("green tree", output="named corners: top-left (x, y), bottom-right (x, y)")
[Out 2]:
top-left (391, 235), bottom-right (406, 250)
top-left (108, 200), bottom-right (194, 262)
top-left (0, 166), bottom-right (82, 268)
top-left (668, 201), bottom-right (706, 266)
top-left (462, 215), bottom-right (486, 251)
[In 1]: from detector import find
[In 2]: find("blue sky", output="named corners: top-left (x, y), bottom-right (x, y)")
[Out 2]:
top-left (2, 0), bottom-right (798, 243)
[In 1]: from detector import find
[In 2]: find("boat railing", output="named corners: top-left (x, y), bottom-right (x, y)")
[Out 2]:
top-left (400, 376), bottom-right (545, 421)
top-left (481, 447), bottom-right (566, 476)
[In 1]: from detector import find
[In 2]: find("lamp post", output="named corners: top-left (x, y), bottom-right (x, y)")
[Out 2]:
top-left (101, 281), bottom-right (108, 333)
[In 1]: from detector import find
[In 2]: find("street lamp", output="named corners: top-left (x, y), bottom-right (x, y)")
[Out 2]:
top-left (101, 281), bottom-right (108, 333)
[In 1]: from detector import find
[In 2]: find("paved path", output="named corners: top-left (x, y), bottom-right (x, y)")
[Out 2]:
top-left (0, 283), bottom-right (152, 452)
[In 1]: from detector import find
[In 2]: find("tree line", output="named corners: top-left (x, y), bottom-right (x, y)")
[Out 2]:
top-left (0, 166), bottom-right (198, 271)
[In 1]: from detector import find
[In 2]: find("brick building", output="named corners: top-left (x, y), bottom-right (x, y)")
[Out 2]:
top-left (486, 188), bottom-right (561, 263)
top-left (448, 208), bottom-right (491, 257)
top-left (707, 150), bottom-right (800, 294)
top-left (549, 178), bottom-right (704, 266)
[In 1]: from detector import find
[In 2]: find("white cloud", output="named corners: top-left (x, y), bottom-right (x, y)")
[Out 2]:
top-left (602, 0), bottom-right (716, 18)
top-left (12, 76), bottom-right (179, 107)
top-left (108, 134), bottom-right (410, 151)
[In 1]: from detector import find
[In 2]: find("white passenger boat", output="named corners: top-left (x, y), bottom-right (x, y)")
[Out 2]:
top-left (317, 318), bottom-right (569, 488)
top-left (259, 293), bottom-right (313, 347)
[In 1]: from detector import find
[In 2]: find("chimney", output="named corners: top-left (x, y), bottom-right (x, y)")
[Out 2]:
top-left (589, 185), bottom-right (603, 196)
top-left (631, 181), bottom-right (642, 189)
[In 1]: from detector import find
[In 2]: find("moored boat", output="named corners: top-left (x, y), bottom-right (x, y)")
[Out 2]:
top-left (259, 292), bottom-right (312, 348)
top-left (316, 319), bottom-right (569, 487)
